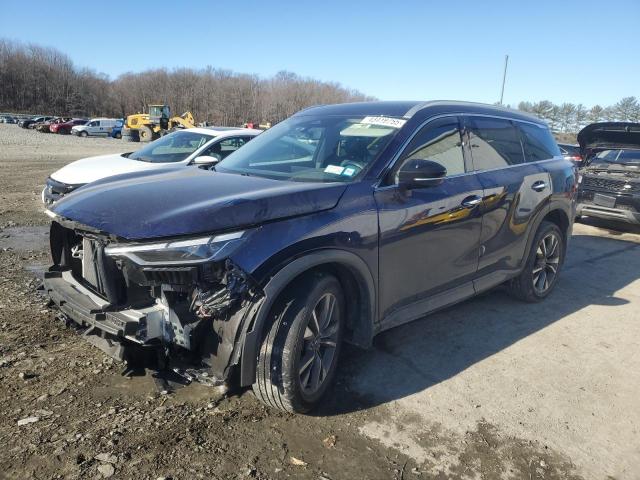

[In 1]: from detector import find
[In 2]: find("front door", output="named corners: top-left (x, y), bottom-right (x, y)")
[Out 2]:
top-left (374, 116), bottom-right (484, 329)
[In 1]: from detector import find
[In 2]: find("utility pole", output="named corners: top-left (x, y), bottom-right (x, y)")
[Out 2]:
top-left (499, 54), bottom-right (509, 105)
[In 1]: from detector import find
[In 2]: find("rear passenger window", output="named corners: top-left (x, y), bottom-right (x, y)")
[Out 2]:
top-left (518, 122), bottom-right (561, 162)
top-left (396, 117), bottom-right (465, 178)
top-left (468, 117), bottom-right (524, 169)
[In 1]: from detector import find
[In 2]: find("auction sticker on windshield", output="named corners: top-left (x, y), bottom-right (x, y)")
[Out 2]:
top-left (360, 116), bottom-right (407, 129)
top-left (325, 165), bottom-right (345, 175)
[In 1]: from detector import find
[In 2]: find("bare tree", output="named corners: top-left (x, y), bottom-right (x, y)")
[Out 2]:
top-left (0, 39), bottom-right (373, 123)
top-left (2, 38), bottom-right (639, 133)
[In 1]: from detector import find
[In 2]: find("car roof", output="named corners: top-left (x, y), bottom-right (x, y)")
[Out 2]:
top-left (295, 100), bottom-right (545, 125)
top-left (189, 127), bottom-right (263, 137)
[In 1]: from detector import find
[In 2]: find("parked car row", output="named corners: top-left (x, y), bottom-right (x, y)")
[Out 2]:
top-left (18, 115), bottom-right (54, 129)
top-left (51, 118), bottom-right (90, 134)
top-left (8, 114), bottom-right (124, 136)
top-left (0, 114), bottom-right (18, 124)
top-left (41, 100), bottom-right (579, 413)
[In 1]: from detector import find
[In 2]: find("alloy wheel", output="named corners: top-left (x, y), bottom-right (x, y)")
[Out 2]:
top-left (298, 293), bottom-right (339, 395)
top-left (532, 232), bottom-right (560, 294)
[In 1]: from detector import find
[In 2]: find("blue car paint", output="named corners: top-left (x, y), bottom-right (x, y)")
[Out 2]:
top-left (110, 119), bottom-right (124, 138)
top-left (52, 168), bottom-right (349, 240)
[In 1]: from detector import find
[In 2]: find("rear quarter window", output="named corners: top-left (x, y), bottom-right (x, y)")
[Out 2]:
top-left (518, 122), bottom-right (561, 162)
top-left (467, 117), bottom-right (525, 169)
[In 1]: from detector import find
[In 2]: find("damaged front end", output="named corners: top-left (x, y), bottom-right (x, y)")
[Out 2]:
top-left (43, 218), bottom-right (263, 387)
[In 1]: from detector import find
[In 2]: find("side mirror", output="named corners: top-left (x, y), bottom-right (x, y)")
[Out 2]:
top-left (397, 159), bottom-right (447, 189)
top-left (193, 154), bottom-right (221, 166)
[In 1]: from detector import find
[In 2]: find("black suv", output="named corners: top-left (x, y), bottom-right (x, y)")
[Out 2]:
top-left (44, 101), bottom-right (576, 413)
top-left (576, 122), bottom-right (640, 225)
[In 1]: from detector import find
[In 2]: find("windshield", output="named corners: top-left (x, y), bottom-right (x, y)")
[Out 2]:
top-left (215, 115), bottom-right (404, 182)
top-left (128, 131), bottom-right (214, 163)
top-left (592, 149), bottom-right (640, 165)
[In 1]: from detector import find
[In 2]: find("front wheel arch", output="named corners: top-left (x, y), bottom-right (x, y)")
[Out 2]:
top-left (239, 249), bottom-right (376, 387)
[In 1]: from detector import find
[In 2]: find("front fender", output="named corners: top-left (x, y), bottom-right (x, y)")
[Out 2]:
top-left (238, 248), bottom-right (376, 387)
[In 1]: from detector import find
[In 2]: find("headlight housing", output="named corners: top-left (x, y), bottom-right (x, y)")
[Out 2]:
top-left (104, 231), bottom-right (245, 265)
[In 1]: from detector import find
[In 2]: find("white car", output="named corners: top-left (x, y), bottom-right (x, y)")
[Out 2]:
top-left (43, 127), bottom-right (261, 205)
top-left (71, 118), bottom-right (121, 137)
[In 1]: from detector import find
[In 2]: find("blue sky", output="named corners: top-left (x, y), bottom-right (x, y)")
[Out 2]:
top-left (1, 0), bottom-right (638, 107)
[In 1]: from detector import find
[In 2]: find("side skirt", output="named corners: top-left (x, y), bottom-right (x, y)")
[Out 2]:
top-left (377, 268), bottom-right (519, 334)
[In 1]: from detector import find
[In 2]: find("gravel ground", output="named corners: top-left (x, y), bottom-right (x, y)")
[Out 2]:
top-left (0, 123), bottom-right (639, 479)
top-left (0, 124), bottom-right (137, 228)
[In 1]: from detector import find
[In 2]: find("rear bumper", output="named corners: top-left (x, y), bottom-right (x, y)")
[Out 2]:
top-left (43, 270), bottom-right (164, 343)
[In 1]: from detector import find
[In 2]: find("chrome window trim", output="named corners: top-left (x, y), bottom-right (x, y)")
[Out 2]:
top-left (374, 157), bottom-right (564, 192)
top-left (375, 112), bottom-right (559, 190)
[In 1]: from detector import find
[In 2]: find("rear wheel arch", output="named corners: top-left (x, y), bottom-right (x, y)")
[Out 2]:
top-left (544, 208), bottom-right (570, 242)
top-left (239, 250), bottom-right (376, 387)
top-left (519, 205), bottom-right (570, 271)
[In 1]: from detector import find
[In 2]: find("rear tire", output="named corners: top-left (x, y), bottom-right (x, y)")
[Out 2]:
top-left (508, 221), bottom-right (564, 302)
top-left (253, 273), bottom-right (345, 413)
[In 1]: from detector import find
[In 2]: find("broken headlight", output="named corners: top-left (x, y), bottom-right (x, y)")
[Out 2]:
top-left (104, 231), bottom-right (245, 265)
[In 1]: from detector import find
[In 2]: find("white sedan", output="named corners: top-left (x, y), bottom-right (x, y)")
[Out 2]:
top-left (42, 127), bottom-right (261, 205)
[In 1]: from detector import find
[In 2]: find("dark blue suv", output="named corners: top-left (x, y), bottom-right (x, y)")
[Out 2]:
top-left (44, 101), bottom-right (577, 413)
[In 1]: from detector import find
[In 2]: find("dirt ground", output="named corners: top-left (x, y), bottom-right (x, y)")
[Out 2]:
top-left (0, 124), bottom-right (638, 480)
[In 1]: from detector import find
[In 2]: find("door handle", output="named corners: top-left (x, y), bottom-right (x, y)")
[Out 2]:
top-left (461, 195), bottom-right (482, 208)
top-left (531, 181), bottom-right (547, 192)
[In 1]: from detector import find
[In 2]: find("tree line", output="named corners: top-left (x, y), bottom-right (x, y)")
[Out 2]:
top-left (515, 98), bottom-right (640, 133)
top-left (1, 39), bottom-right (638, 131)
top-left (0, 39), bottom-right (373, 125)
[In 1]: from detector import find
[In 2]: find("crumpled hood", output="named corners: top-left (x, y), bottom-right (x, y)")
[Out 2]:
top-left (578, 122), bottom-right (640, 156)
top-left (50, 168), bottom-right (348, 240)
top-left (50, 153), bottom-right (169, 185)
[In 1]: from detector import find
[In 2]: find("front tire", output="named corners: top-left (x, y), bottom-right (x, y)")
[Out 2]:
top-left (508, 221), bottom-right (564, 302)
top-left (139, 125), bottom-right (153, 142)
top-left (253, 273), bottom-right (345, 413)
top-left (79, 130), bottom-right (88, 137)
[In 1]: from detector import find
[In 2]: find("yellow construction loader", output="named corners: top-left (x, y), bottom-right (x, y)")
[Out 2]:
top-left (122, 105), bottom-right (196, 142)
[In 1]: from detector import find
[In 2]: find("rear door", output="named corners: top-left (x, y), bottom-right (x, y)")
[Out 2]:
top-left (375, 116), bottom-right (484, 328)
top-left (465, 116), bottom-right (552, 290)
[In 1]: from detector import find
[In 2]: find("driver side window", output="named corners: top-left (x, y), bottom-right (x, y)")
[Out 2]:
top-left (202, 137), bottom-right (248, 160)
top-left (395, 117), bottom-right (466, 182)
